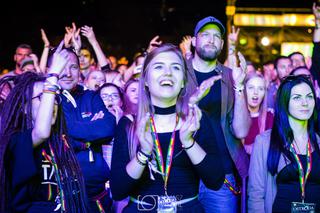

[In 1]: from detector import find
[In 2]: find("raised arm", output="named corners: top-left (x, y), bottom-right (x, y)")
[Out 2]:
top-left (310, 3), bottom-right (320, 83)
top-left (32, 41), bottom-right (68, 146)
top-left (229, 51), bottom-right (251, 138)
top-left (224, 25), bottom-right (240, 67)
top-left (81, 25), bottom-right (109, 68)
top-left (39, 29), bottom-right (51, 73)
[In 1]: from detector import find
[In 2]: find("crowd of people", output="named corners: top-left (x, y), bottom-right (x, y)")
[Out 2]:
top-left (0, 3), bottom-right (320, 213)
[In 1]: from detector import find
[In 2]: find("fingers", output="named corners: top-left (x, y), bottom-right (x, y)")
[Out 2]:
top-left (90, 111), bottom-right (105, 121)
top-left (81, 26), bottom-right (93, 35)
top-left (182, 104), bottom-right (201, 133)
top-left (41, 29), bottom-right (46, 38)
top-left (189, 74), bottom-right (221, 105)
top-left (56, 40), bottom-right (65, 52)
top-left (193, 104), bottom-right (202, 130)
top-left (75, 28), bottom-right (81, 38)
top-left (72, 22), bottom-right (77, 32)
top-left (136, 113), bottom-right (151, 139)
top-left (235, 28), bottom-right (240, 37)
top-left (207, 75), bottom-right (222, 86)
top-left (150, 35), bottom-right (162, 47)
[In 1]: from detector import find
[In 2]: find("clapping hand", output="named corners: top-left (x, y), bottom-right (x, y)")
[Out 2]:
top-left (179, 104), bottom-right (202, 146)
top-left (136, 113), bottom-right (153, 154)
top-left (189, 75), bottom-right (222, 105)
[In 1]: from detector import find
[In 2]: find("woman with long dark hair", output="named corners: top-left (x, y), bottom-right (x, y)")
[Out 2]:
top-left (110, 43), bottom-right (225, 212)
top-left (248, 75), bottom-right (320, 213)
top-left (0, 43), bottom-right (88, 212)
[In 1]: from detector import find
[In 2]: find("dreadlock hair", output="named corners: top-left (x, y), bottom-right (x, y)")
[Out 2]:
top-left (0, 72), bottom-right (88, 212)
top-left (0, 75), bottom-right (14, 112)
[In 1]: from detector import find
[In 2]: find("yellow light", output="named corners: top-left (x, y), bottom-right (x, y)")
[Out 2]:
top-left (239, 37), bottom-right (247, 45)
top-left (261, 37), bottom-right (270, 46)
top-left (234, 14), bottom-right (316, 27)
top-left (226, 6), bottom-right (236, 16)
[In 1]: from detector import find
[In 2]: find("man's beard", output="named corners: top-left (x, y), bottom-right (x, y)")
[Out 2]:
top-left (196, 46), bottom-right (221, 61)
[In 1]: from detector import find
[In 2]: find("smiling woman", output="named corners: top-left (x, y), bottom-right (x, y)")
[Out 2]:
top-left (110, 43), bottom-right (225, 213)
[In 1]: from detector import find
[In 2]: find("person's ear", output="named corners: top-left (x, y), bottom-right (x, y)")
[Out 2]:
top-left (191, 37), bottom-right (196, 48)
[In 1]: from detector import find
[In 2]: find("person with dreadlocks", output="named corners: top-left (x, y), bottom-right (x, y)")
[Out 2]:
top-left (48, 33), bottom-right (116, 212)
top-left (0, 42), bottom-right (88, 212)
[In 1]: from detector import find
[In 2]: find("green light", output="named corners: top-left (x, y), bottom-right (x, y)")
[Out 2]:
top-left (239, 37), bottom-right (247, 45)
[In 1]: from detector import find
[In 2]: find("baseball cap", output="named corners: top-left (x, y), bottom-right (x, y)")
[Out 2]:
top-left (194, 16), bottom-right (225, 36)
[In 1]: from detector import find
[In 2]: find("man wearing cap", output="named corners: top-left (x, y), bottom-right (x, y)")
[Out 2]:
top-left (190, 16), bottom-right (250, 212)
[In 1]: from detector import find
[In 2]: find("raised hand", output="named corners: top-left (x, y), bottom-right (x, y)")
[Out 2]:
top-left (229, 51), bottom-right (247, 87)
top-left (41, 29), bottom-right (50, 48)
top-left (228, 26), bottom-right (240, 46)
top-left (146, 35), bottom-right (163, 53)
top-left (136, 113), bottom-right (153, 154)
top-left (64, 26), bottom-right (73, 48)
top-left (179, 35), bottom-right (192, 58)
top-left (106, 105), bottom-right (123, 123)
top-left (48, 41), bottom-right (70, 75)
top-left (81, 25), bottom-right (97, 43)
top-left (179, 104), bottom-right (202, 145)
top-left (313, 3), bottom-right (320, 20)
top-left (71, 23), bottom-right (81, 53)
top-left (189, 75), bottom-right (222, 105)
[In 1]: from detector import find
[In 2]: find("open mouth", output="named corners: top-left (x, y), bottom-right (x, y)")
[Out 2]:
top-left (160, 79), bottom-right (174, 86)
top-left (251, 96), bottom-right (260, 104)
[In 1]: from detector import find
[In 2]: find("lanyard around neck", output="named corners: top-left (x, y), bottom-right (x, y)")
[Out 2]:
top-left (289, 139), bottom-right (312, 203)
top-left (149, 114), bottom-right (178, 195)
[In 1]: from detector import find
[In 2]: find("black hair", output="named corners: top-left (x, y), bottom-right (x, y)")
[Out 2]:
top-left (267, 75), bottom-right (320, 175)
top-left (0, 72), bottom-right (88, 212)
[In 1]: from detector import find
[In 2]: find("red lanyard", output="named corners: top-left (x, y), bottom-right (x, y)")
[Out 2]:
top-left (149, 115), bottom-right (178, 195)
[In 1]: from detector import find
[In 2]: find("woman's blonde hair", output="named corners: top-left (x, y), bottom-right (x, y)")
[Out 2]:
top-left (127, 43), bottom-right (197, 158)
top-left (244, 72), bottom-right (268, 133)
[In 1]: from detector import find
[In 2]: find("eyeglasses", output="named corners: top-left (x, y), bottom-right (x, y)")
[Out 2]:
top-left (100, 93), bottom-right (120, 101)
top-left (32, 93), bottom-right (62, 105)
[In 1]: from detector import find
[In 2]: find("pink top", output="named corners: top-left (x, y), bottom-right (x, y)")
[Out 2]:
top-left (244, 111), bottom-right (274, 145)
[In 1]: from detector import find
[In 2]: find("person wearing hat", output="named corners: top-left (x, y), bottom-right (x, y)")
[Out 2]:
top-left (189, 16), bottom-right (251, 212)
